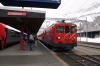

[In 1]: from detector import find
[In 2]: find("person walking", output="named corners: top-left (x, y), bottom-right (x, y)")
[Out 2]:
top-left (29, 33), bottom-right (34, 51)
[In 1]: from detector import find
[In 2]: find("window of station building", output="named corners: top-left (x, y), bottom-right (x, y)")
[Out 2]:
top-left (65, 26), bottom-right (69, 33)
top-left (56, 26), bottom-right (64, 33)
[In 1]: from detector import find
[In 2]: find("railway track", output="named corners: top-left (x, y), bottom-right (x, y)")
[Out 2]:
top-left (78, 44), bottom-right (100, 50)
top-left (56, 51), bottom-right (100, 66)
top-left (91, 55), bottom-right (100, 60)
top-left (40, 40), bottom-right (100, 66)
top-left (78, 42), bottom-right (100, 50)
top-left (78, 41), bottom-right (100, 46)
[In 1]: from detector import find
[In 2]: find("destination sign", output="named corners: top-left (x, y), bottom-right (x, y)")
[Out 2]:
top-left (8, 12), bottom-right (26, 16)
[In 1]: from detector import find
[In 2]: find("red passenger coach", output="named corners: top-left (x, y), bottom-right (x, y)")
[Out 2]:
top-left (37, 33), bottom-right (43, 40)
top-left (0, 23), bottom-right (20, 49)
top-left (39, 22), bottom-right (77, 50)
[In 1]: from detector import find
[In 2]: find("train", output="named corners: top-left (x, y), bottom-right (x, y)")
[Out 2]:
top-left (38, 21), bottom-right (77, 50)
top-left (0, 23), bottom-right (21, 49)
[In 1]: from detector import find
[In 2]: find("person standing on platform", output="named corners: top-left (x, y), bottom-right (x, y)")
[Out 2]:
top-left (34, 35), bottom-right (38, 47)
top-left (25, 35), bottom-right (28, 41)
top-left (29, 33), bottom-right (34, 51)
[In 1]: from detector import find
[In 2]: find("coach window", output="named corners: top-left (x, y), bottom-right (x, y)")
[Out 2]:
top-left (11, 31), bottom-right (14, 37)
top-left (65, 26), bottom-right (69, 33)
top-left (11, 30), bottom-right (16, 37)
top-left (56, 26), bottom-right (64, 33)
top-left (16, 32), bottom-right (20, 37)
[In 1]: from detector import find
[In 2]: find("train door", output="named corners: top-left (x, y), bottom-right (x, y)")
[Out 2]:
top-left (0, 37), bottom-right (2, 49)
top-left (65, 26), bottom-right (70, 43)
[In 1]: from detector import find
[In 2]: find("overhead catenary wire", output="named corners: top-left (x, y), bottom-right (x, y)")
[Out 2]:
top-left (64, 0), bottom-right (80, 14)
top-left (53, 0), bottom-right (89, 18)
top-left (75, 0), bottom-right (89, 13)
top-left (53, 0), bottom-right (69, 17)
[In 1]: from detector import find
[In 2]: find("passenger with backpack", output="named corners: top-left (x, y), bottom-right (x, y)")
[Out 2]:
top-left (29, 33), bottom-right (34, 51)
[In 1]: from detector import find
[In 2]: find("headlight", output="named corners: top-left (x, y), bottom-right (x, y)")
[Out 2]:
top-left (74, 37), bottom-right (75, 39)
top-left (58, 37), bottom-right (60, 39)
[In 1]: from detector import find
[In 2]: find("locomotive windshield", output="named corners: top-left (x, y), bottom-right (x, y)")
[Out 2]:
top-left (56, 26), bottom-right (64, 33)
top-left (65, 26), bottom-right (69, 33)
top-left (71, 26), bottom-right (77, 33)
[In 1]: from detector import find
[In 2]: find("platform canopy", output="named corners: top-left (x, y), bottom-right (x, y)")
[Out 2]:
top-left (0, 0), bottom-right (61, 9)
top-left (0, 7), bottom-right (45, 34)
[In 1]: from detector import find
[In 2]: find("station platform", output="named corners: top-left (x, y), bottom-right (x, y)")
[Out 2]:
top-left (0, 40), bottom-right (63, 66)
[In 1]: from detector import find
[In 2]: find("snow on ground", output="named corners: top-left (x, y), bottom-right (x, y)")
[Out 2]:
top-left (77, 37), bottom-right (100, 43)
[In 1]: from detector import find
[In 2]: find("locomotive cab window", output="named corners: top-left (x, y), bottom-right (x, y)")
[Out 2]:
top-left (56, 26), bottom-right (64, 33)
top-left (65, 26), bottom-right (69, 33)
top-left (71, 26), bottom-right (77, 33)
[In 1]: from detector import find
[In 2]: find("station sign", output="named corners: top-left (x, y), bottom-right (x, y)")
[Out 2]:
top-left (0, 0), bottom-right (61, 9)
top-left (7, 12), bottom-right (26, 16)
top-left (20, 34), bottom-right (24, 39)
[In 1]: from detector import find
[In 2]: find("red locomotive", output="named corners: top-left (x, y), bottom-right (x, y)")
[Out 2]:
top-left (0, 23), bottom-right (20, 49)
top-left (38, 21), bottom-right (77, 50)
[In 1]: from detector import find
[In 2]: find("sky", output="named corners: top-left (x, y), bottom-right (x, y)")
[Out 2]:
top-left (1, 0), bottom-right (100, 18)
top-left (0, 0), bottom-right (100, 34)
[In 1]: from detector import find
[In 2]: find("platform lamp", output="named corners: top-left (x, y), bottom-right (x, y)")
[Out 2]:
top-left (85, 17), bottom-right (88, 42)
top-left (80, 22), bottom-right (82, 42)
top-left (78, 16), bottom-right (88, 42)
